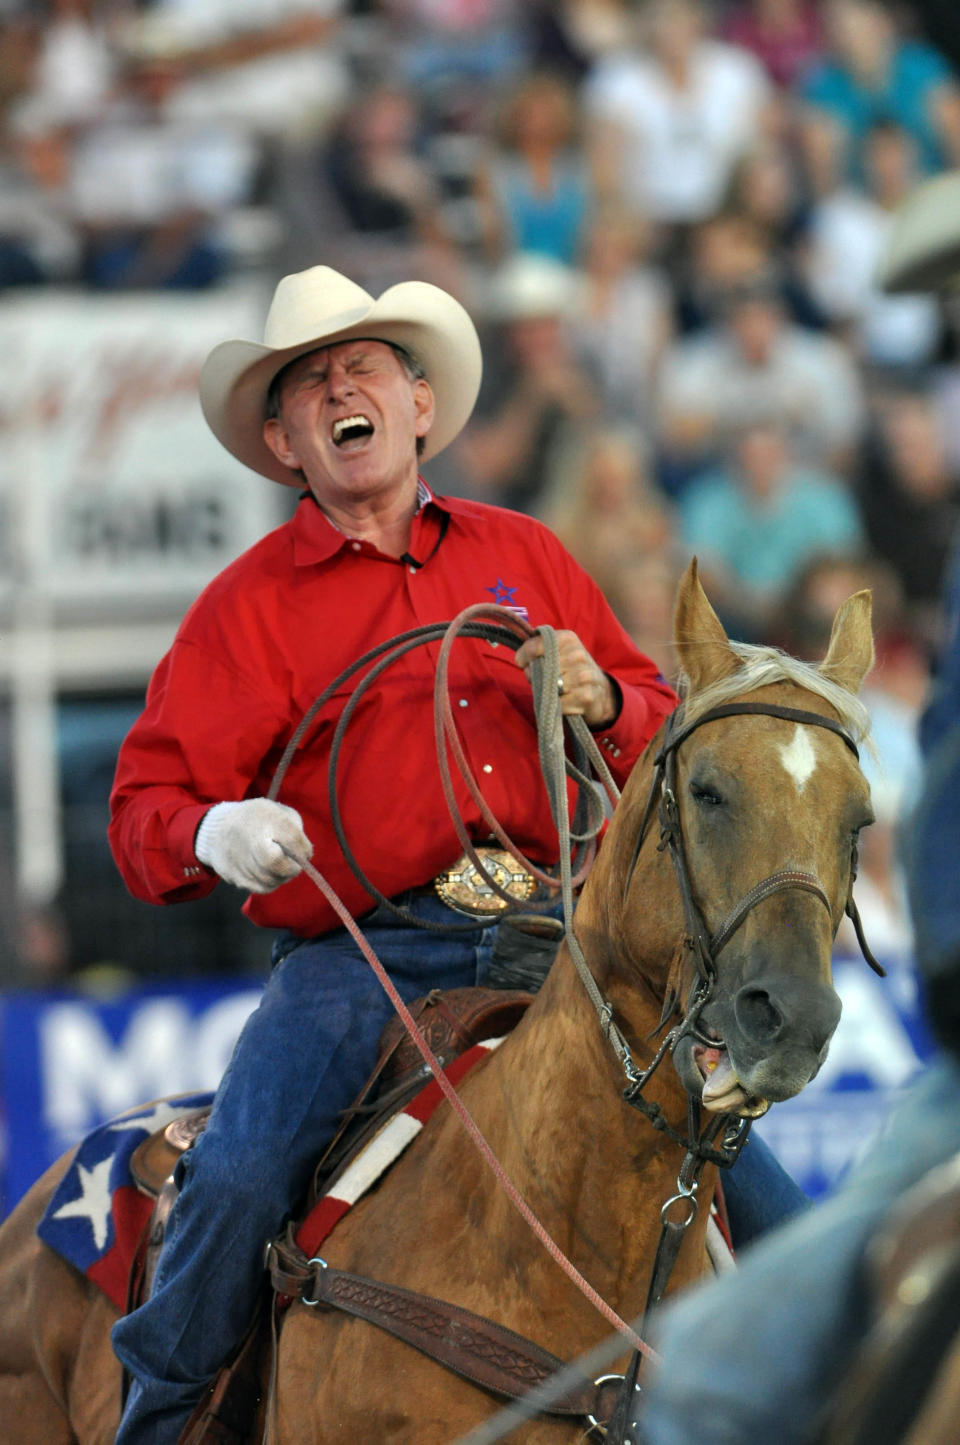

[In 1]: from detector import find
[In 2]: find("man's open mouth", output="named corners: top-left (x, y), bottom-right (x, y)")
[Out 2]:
top-left (691, 1028), bottom-right (770, 1118)
top-left (332, 414), bottom-right (375, 447)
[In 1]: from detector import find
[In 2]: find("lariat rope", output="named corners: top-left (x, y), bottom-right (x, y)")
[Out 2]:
top-left (270, 603), bottom-right (656, 1357)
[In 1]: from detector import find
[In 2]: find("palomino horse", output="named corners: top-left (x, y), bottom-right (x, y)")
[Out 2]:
top-left (0, 564), bottom-right (876, 1443)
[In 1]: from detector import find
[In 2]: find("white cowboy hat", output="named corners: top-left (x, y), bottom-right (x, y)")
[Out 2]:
top-left (199, 265), bottom-right (483, 486)
top-left (876, 171), bottom-right (960, 294)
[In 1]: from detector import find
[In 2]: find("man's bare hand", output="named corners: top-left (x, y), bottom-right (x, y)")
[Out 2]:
top-left (515, 630), bottom-right (620, 729)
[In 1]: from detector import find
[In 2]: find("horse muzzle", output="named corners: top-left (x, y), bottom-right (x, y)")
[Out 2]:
top-left (675, 972), bottom-right (842, 1117)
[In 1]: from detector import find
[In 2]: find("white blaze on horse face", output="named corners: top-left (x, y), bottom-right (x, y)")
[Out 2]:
top-left (778, 725), bottom-right (819, 792)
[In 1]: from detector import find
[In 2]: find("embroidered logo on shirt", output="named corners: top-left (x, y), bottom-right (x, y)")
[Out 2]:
top-left (485, 578), bottom-right (529, 619)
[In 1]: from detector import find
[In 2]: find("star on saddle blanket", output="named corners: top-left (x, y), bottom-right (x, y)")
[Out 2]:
top-left (37, 1094), bottom-right (213, 1311)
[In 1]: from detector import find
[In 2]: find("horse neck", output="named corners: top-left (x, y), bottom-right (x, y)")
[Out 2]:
top-left (470, 945), bottom-right (706, 1313)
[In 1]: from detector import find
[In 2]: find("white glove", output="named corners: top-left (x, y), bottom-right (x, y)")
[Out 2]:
top-left (195, 799), bottom-right (312, 893)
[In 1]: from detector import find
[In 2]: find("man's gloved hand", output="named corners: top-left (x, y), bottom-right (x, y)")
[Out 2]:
top-left (194, 799), bottom-right (313, 893)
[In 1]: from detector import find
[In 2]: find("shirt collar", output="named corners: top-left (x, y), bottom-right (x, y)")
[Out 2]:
top-left (291, 478), bottom-right (450, 567)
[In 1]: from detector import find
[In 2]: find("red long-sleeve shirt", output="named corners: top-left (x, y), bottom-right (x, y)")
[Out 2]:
top-left (109, 491), bottom-right (677, 936)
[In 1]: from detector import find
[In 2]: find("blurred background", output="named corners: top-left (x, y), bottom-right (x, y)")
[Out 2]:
top-left (0, 0), bottom-right (956, 1214)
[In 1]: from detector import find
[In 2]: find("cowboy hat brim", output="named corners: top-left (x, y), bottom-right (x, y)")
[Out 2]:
top-left (199, 272), bottom-right (483, 486)
top-left (876, 172), bottom-right (960, 295)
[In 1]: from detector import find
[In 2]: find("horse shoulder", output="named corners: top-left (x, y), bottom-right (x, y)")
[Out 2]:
top-left (274, 1043), bottom-right (591, 1441)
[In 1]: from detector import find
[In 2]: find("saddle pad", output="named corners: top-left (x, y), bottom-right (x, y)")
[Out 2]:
top-left (37, 1093), bottom-right (214, 1311)
top-left (296, 1037), bottom-right (504, 1260)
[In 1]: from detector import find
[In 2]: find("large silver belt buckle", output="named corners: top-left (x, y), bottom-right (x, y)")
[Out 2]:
top-left (434, 848), bottom-right (536, 917)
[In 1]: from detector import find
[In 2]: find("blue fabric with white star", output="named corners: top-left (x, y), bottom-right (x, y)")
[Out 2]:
top-left (37, 1094), bottom-right (212, 1276)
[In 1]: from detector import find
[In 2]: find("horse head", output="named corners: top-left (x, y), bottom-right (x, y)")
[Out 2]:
top-left (600, 560), bottom-right (875, 1121)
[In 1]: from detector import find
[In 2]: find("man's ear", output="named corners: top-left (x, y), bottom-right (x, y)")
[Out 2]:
top-left (263, 417), bottom-right (300, 471)
top-left (413, 379), bottom-right (435, 444)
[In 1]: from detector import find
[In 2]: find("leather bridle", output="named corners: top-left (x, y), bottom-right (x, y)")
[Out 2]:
top-left (623, 700), bottom-right (883, 990)
top-left (601, 698), bottom-right (884, 1445)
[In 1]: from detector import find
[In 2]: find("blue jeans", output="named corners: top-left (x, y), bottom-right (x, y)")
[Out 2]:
top-left (112, 893), bottom-right (498, 1443)
top-left (721, 1129), bottom-right (809, 1243)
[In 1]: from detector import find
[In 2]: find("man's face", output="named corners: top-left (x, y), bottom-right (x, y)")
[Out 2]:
top-left (262, 339), bottom-right (434, 507)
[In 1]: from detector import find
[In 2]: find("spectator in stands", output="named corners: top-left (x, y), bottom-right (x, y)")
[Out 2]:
top-left (458, 252), bottom-right (601, 515)
top-left (678, 417), bottom-right (864, 640)
top-left (0, 106), bottom-right (79, 287)
top-left (527, 0), bottom-right (639, 81)
top-left (25, 0), bottom-right (114, 129)
top-left (804, 119), bottom-right (942, 366)
top-left (324, 85), bottom-right (439, 245)
top-left (722, 142), bottom-right (823, 329)
top-left (474, 70), bottom-right (590, 266)
top-left (385, 0), bottom-right (529, 95)
top-left (270, 79), bottom-right (470, 297)
top-left (658, 270), bottom-right (865, 486)
top-left (606, 548), bottom-right (683, 683)
top-left (573, 204), bottom-right (673, 427)
top-left (545, 426), bottom-right (674, 602)
top-left (720, 0), bottom-right (825, 91)
top-left (125, 0), bottom-right (348, 142)
top-left (672, 212), bottom-right (779, 332)
top-left (585, 0), bottom-right (773, 226)
top-left (724, 138), bottom-right (810, 256)
top-left (856, 380), bottom-right (960, 645)
top-left (799, 0), bottom-right (960, 183)
top-left (67, 42), bottom-right (258, 289)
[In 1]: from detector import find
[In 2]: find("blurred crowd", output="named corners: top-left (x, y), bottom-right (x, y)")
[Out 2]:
top-left (4, 0), bottom-right (960, 978)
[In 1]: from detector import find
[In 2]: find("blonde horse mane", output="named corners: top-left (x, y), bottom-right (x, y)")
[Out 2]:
top-left (678, 641), bottom-right (873, 744)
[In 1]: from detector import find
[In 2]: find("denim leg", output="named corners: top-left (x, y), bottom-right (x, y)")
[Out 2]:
top-left (721, 1128), bottom-right (810, 1249)
top-left (112, 897), bottom-right (496, 1444)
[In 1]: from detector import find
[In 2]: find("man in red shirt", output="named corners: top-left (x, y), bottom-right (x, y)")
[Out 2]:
top-left (109, 264), bottom-right (677, 1442)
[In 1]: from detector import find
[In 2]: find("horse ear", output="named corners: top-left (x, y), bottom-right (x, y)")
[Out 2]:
top-left (673, 558), bottom-right (741, 692)
top-left (819, 590), bottom-right (874, 694)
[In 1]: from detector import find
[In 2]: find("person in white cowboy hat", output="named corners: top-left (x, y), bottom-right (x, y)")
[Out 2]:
top-left (105, 263), bottom-right (683, 1441)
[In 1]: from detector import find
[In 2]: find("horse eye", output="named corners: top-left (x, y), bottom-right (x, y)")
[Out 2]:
top-left (690, 781), bottom-right (723, 807)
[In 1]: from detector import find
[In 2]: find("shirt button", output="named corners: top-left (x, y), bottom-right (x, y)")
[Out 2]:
top-left (351, 541), bottom-right (361, 551)
top-left (458, 698), bottom-right (469, 708)
top-left (408, 565), bottom-right (417, 575)
top-left (482, 764), bottom-right (493, 773)
top-left (613, 747), bottom-right (621, 758)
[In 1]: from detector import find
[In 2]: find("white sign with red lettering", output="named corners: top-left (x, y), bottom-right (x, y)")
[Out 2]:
top-left (0, 287), bottom-right (285, 611)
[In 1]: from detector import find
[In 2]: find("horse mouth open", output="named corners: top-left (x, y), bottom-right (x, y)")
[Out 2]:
top-left (674, 1030), bottom-right (772, 1119)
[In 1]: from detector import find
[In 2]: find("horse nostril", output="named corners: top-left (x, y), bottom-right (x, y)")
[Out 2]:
top-left (735, 986), bottom-right (784, 1043)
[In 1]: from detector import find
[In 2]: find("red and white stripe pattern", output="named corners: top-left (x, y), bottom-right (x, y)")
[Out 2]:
top-left (295, 1037), bottom-right (504, 1259)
